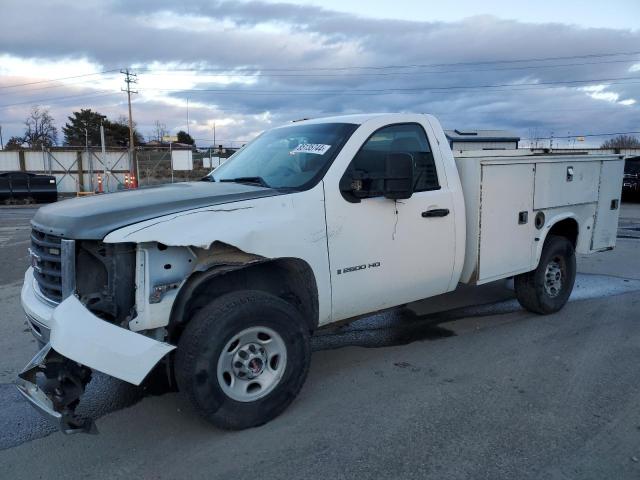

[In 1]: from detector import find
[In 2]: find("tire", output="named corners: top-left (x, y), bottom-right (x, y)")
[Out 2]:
top-left (514, 235), bottom-right (576, 314)
top-left (175, 290), bottom-right (311, 430)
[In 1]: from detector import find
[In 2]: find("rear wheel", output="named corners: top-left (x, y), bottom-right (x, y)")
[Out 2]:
top-left (514, 235), bottom-right (576, 314)
top-left (175, 290), bottom-right (311, 430)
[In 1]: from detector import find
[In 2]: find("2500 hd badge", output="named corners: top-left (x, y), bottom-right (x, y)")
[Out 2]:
top-left (337, 262), bottom-right (381, 275)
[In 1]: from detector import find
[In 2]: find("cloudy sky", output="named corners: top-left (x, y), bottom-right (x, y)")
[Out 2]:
top-left (0, 0), bottom-right (639, 148)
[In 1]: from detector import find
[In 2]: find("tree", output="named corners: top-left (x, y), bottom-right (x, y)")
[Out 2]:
top-left (62, 110), bottom-right (144, 147)
top-left (110, 116), bottom-right (144, 147)
top-left (150, 120), bottom-right (168, 143)
top-left (5, 136), bottom-right (24, 150)
top-left (23, 105), bottom-right (57, 148)
top-left (601, 135), bottom-right (640, 149)
top-left (62, 109), bottom-right (105, 146)
top-left (176, 130), bottom-right (194, 145)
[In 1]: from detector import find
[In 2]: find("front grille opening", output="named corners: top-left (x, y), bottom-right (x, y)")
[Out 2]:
top-left (76, 241), bottom-right (136, 324)
top-left (31, 229), bottom-right (63, 303)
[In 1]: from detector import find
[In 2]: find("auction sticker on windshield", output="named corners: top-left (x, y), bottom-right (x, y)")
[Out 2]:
top-left (290, 144), bottom-right (331, 155)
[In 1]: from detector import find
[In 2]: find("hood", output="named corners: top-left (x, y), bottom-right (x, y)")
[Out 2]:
top-left (31, 181), bottom-right (281, 240)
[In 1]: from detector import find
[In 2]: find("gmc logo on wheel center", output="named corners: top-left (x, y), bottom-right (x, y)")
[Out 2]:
top-left (337, 262), bottom-right (381, 275)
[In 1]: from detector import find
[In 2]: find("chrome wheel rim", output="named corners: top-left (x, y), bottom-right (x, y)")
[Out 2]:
top-left (217, 326), bottom-right (287, 402)
top-left (544, 259), bottom-right (563, 298)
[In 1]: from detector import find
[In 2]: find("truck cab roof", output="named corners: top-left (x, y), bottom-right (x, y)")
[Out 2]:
top-left (286, 113), bottom-right (435, 127)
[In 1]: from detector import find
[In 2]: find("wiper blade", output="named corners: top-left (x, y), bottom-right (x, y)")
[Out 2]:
top-left (220, 176), bottom-right (270, 188)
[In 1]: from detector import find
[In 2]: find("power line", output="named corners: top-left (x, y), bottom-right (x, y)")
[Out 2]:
top-left (2, 77), bottom-right (636, 112)
top-left (3, 57), bottom-right (638, 99)
top-left (0, 74), bottom-right (122, 97)
top-left (1, 50), bottom-right (638, 97)
top-left (0, 69), bottom-right (121, 90)
top-left (142, 58), bottom-right (639, 78)
top-left (427, 104), bottom-right (636, 117)
top-left (1, 78), bottom-right (635, 111)
top-left (137, 50), bottom-right (640, 74)
top-left (0, 81), bottom-right (121, 99)
top-left (0, 91), bottom-right (120, 109)
top-left (141, 75), bottom-right (640, 96)
top-left (0, 50), bottom-right (635, 93)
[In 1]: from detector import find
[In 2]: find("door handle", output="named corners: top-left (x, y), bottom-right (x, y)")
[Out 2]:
top-left (421, 208), bottom-right (450, 218)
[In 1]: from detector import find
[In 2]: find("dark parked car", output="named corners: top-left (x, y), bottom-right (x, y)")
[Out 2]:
top-left (623, 156), bottom-right (640, 199)
top-left (0, 171), bottom-right (57, 204)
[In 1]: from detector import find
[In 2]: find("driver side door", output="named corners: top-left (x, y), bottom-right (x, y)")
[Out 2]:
top-left (324, 122), bottom-right (456, 321)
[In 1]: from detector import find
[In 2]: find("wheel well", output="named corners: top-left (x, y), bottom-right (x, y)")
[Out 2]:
top-left (547, 218), bottom-right (578, 247)
top-left (168, 258), bottom-right (319, 342)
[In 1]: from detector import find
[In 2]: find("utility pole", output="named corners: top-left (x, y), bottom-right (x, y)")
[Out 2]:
top-left (187, 98), bottom-right (190, 135)
top-left (213, 122), bottom-right (219, 166)
top-left (121, 69), bottom-right (138, 179)
top-left (85, 128), bottom-right (94, 191)
top-left (100, 121), bottom-right (107, 191)
top-left (0, 124), bottom-right (3, 150)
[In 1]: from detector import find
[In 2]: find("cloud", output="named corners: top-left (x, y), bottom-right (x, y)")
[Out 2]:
top-left (0, 0), bottom-right (638, 146)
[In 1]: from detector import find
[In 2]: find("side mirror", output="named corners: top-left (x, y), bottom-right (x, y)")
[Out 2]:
top-left (383, 153), bottom-right (414, 200)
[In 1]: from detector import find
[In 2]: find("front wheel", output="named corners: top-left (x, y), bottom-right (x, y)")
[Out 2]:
top-left (175, 290), bottom-right (311, 430)
top-left (514, 235), bottom-right (576, 314)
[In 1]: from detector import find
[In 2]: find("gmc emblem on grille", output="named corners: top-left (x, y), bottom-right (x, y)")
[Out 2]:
top-left (28, 248), bottom-right (42, 273)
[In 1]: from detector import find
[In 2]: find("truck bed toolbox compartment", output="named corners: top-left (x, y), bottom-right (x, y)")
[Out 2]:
top-left (455, 153), bottom-right (624, 285)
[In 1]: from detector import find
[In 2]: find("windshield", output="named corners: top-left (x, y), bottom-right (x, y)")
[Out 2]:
top-left (209, 122), bottom-right (358, 189)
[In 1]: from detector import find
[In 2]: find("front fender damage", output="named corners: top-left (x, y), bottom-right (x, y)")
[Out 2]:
top-left (16, 296), bottom-right (175, 433)
top-left (193, 241), bottom-right (265, 272)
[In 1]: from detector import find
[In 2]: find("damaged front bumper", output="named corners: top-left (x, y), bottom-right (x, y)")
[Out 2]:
top-left (16, 343), bottom-right (97, 433)
top-left (18, 281), bottom-right (176, 433)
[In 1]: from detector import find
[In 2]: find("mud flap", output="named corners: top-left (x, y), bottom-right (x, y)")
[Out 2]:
top-left (16, 343), bottom-right (97, 434)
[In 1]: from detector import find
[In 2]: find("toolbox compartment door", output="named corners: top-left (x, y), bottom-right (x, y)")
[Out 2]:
top-left (592, 159), bottom-right (624, 250)
top-left (534, 161), bottom-right (600, 209)
top-left (478, 163), bottom-right (535, 282)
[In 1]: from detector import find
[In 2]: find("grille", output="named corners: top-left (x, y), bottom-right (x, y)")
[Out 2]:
top-left (30, 229), bottom-right (63, 303)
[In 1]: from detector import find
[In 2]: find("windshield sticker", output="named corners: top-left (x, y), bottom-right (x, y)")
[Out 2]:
top-left (290, 143), bottom-right (331, 155)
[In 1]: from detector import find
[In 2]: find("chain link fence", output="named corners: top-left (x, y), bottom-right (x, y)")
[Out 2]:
top-left (135, 148), bottom-right (232, 187)
top-left (0, 146), bottom-right (237, 193)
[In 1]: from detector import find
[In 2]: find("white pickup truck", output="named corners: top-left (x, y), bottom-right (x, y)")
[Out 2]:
top-left (17, 113), bottom-right (624, 433)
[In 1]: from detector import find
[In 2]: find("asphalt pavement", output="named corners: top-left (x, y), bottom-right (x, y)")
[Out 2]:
top-left (0, 203), bottom-right (639, 479)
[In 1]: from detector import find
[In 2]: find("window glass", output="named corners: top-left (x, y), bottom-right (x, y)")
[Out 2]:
top-left (211, 123), bottom-right (358, 189)
top-left (348, 123), bottom-right (439, 193)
